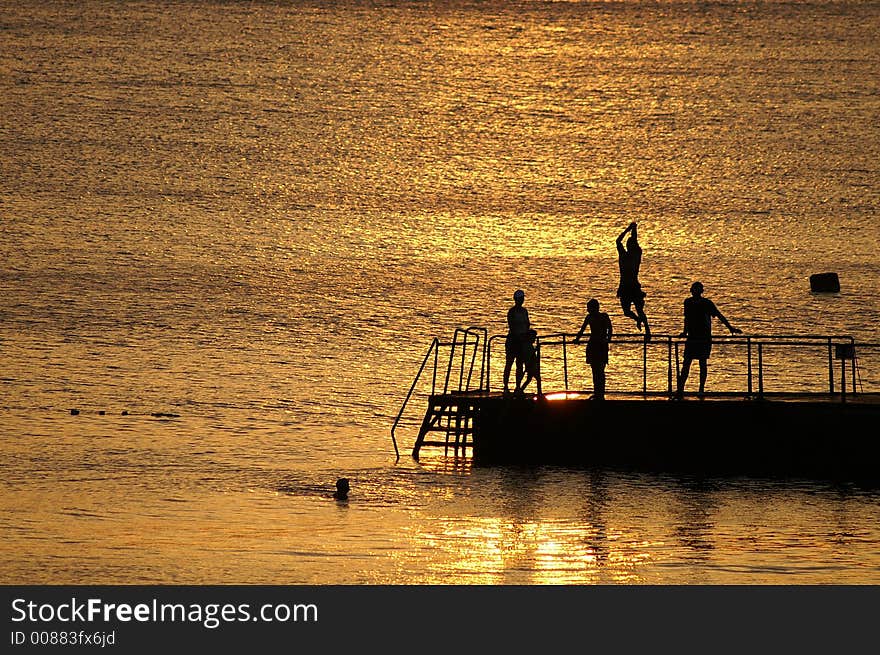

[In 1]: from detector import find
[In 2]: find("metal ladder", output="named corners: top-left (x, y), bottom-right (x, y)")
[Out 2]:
top-left (411, 395), bottom-right (479, 460)
top-left (391, 327), bottom-right (487, 461)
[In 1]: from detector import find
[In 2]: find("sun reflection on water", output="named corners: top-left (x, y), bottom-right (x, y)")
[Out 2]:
top-left (408, 516), bottom-right (660, 585)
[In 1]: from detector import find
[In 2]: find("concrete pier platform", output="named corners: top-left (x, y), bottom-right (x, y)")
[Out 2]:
top-left (423, 391), bottom-right (880, 480)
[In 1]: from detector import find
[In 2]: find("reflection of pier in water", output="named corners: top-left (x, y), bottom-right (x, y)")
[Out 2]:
top-left (392, 328), bottom-right (880, 479)
top-left (407, 459), bottom-right (878, 584)
top-left (410, 463), bottom-right (633, 584)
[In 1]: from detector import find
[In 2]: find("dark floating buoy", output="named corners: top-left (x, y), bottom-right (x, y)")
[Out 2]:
top-left (98, 410), bottom-right (105, 416)
top-left (121, 410), bottom-right (129, 416)
top-left (810, 272), bottom-right (840, 293)
top-left (70, 408), bottom-right (79, 416)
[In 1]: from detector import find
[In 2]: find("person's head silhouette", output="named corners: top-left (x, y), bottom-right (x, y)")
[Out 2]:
top-left (334, 478), bottom-right (350, 500)
top-left (513, 289), bottom-right (524, 305)
top-left (587, 298), bottom-right (600, 314)
top-left (690, 281), bottom-right (704, 297)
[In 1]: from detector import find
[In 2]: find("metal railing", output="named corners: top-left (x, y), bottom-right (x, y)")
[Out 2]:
top-left (487, 332), bottom-right (864, 399)
top-left (392, 329), bottom-right (876, 458)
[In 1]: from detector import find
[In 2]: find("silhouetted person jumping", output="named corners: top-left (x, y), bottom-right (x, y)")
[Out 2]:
top-left (503, 289), bottom-right (531, 395)
top-left (676, 281), bottom-right (742, 398)
top-left (574, 298), bottom-right (613, 400)
top-left (616, 222), bottom-right (650, 340)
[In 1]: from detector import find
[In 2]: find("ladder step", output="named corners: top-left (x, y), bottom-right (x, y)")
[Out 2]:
top-left (427, 412), bottom-right (476, 421)
top-left (413, 399), bottom-right (479, 459)
top-left (421, 427), bottom-right (474, 434)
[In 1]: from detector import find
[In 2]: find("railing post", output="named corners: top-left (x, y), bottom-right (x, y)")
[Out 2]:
top-left (850, 337), bottom-right (857, 395)
top-left (459, 330), bottom-right (467, 391)
top-left (747, 337), bottom-right (752, 397)
top-left (432, 340), bottom-right (438, 395)
top-left (758, 342), bottom-right (764, 399)
top-left (463, 329), bottom-right (480, 392)
top-left (667, 336), bottom-right (673, 395)
top-left (828, 337), bottom-right (834, 394)
top-left (674, 341), bottom-right (680, 395)
top-left (443, 329), bottom-right (459, 394)
top-left (486, 337), bottom-right (492, 393)
top-left (563, 336), bottom-right (569, 392)
top-left (536, 340), bottom-right (543, 396)
top-left (479, 328), bottom-right (488, 392)
top-left (642, 337), bottom-right (648, 394)
top-left (841, 355), bottom-right (847, 403)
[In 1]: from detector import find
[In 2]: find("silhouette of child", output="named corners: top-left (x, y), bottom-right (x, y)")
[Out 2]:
top-left (517, 329), bottom-right (541, 395)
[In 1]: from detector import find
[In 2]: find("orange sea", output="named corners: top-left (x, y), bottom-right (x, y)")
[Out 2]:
top-left (2, 0), bottom-right (879, 584)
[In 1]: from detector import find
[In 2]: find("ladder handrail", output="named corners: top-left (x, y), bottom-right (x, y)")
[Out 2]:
top-left (391, 337), bottom-right (439, 462)
top-left (462, 326), bottom-right (488, 392)
top-left (444, 329), bottom-right (468, 393)
top-left (443, 327), bottom-right (486, 393)
top-left (393, 327), bottom-right (490, 460)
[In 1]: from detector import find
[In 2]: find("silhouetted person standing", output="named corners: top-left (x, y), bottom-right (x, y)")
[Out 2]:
top-left (574, 298), bottom-right (613, 400)
top-left (518, 328), bottom-right (542, 396)
top-left (616, 222), bottom-right (650, 340)
top-left (503, 289), bottom-right (531, 395)
top-left (676, 281), bottom-right (742, 398)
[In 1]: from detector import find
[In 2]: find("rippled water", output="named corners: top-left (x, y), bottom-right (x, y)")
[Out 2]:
top-left (2, 0), bottom-right (879, 584)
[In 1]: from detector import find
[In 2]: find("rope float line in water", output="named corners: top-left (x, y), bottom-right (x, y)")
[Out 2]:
top-left (67, 408), bottom-right (181, 418)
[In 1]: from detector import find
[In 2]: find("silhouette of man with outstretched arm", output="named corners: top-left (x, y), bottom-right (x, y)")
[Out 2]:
top-left (503, 289), bottom-right (531, 395)
top-left (574, 298), bottom-right (613, 400)
top-left (676, 281), bottom-right (742, 398)
top-left (616, 222), bottom-right (650, 340)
